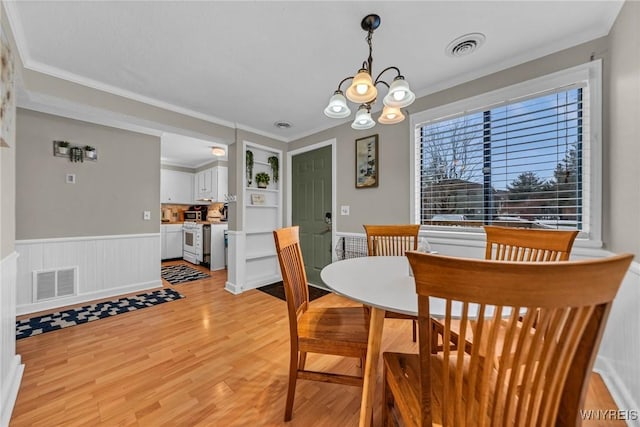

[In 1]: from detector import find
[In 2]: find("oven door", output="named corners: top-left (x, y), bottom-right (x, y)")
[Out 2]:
top-left (183, 228), bottom-right (196, 253)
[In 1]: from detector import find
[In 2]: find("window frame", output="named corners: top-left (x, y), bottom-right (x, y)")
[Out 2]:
top-left (410, 60), bottom-right (602, 247)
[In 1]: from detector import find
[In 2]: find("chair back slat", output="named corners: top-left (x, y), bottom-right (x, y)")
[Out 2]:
top-left (363, 224), bottom-right (421, 256)
top-left (484, 226), bottom-right (578, 262)
top-left (408, 251), bottom-right (633, 427)
top-left (273, 227), bottom-right (310, 330)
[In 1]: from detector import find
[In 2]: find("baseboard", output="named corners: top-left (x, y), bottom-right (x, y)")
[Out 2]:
top-left (594, 356), bottom-right (640, 426)
top-left (16, 280), bottom-right (162, 316)
top-left (0, 355), bottom-right (24, 427)
top-left (224, 281), bottom-right (242, 295)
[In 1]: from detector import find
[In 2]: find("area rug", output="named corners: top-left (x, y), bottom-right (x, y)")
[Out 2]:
top-left (161, 264), bottom-right (210, 284)
top-left (16, 288), bottom-right (184, 340)
top-left (257, 281), bottom-right (330, 302)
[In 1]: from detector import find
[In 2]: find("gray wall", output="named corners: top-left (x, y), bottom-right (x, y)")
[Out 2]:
top-left (1, 5), bottom-right (17, 258)
top-left (0, 116), bottom-right (15, 258)
top-left (607, 0), bottom-right (640, 256)
top-left (289, 122), bottom-right (411, 233)
top-left (16, 109), bottom-right (160, 239)
top-left (289, 36), bottom-right (616, 243)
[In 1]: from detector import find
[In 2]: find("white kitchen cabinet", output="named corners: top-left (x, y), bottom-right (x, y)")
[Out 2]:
top-left (161, 224), bottom-right (183, 260)
top-left (194, 168), bottom-right (212, 201)
top-left (194, 166), bottom-right (228, 203)
top-left (161, 169), bottom-right (194, 204)
top-left (212, 166), bottom-right (228, 202)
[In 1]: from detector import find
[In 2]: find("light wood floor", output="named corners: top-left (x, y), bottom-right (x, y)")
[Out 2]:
top-left (11, 261), bottom-right (624, 426)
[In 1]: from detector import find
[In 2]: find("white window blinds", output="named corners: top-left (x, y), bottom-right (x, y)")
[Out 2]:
top-left (417, 85), bottom-right (587, 231)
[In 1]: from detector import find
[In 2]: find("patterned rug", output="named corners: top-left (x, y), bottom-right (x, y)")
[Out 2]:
top-left (16, 288), bottom-right (184, 340)
top-left (257, 281), bottom-right (330, 302)
top-left (161, 264), bottom-right (210, 284)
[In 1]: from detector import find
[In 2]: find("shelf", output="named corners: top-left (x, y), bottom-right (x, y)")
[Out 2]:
top-left (246, 204), bottom-right (278, 209)
top-left (246, 230), bottom-right (274, 235)
top-left (245, 187), bottom-right (279, 193)
top-left (246, 251), bottom-right (276, 260)
top-left (253, 160), bottom-right (271, 166)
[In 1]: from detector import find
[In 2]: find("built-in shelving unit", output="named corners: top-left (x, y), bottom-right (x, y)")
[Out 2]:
top-left (226, 141), bottom-right (282, 294)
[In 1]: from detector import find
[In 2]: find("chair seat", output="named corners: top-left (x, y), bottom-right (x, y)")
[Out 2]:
top-left (384, 351), bottom-right (495, 427)
top-left (298, 306), bottom-right (369, 357)
top-left (431, 317), bottom-right (535, 367)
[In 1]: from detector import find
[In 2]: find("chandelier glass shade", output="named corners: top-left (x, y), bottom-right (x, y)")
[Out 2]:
top-left (323, 91), bottom-right (351, 118)
top-left (351, 105), bottom-right (376, 130)
top-left (345, 69), bottom-right (378, 104)
top-left (324, 14), bottom-right (415, 130)
top-left (378, 105), bottom-right (405, 125)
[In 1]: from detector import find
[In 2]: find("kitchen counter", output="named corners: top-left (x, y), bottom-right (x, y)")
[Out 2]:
top-left (160, 221), bottom-right (228, 225)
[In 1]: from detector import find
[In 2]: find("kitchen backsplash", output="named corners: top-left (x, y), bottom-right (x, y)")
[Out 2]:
top-left (161, 203), bottom-right (224, 223)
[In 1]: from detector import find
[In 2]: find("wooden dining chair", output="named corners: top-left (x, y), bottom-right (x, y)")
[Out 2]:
top-left (431, 225), bottom-right (579, 354)
top-left (363, 224), bottom-right (422, 342)
top-left (273, 226), bottom-right (369, 422)
top-left (384, 251), bottom-right (632, 427)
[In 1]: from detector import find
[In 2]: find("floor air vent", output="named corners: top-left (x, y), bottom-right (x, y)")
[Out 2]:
top-left (33, 267), bottom-right (77, 302)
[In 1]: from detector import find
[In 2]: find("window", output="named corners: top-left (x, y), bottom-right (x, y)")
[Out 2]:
top-left (411, 62), bottom-right (601, 243)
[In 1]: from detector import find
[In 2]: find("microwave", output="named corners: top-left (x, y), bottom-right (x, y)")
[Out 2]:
top-left (184, 211), bottom-right (202, 221)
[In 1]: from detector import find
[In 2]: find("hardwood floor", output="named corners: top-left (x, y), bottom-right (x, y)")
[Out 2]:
top-left (11, 261), bottom-right (623, 426)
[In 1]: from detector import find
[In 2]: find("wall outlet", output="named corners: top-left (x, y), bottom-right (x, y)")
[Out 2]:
top-left (340, 205), bottom-right (350, 215)
top-left (65, 173), bottom-right (76, 184)
top-left (143, 211), bottom-right (151, 220)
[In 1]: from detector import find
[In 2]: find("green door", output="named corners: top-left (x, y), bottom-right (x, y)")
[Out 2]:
top-left (292, 145), bottom-right (332, 288)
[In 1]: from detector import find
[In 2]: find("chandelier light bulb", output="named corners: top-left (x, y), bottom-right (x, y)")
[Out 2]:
top-left (356, 84), bottom-right (368, 95)
top-left (392, 90), bottom-right (406, 101)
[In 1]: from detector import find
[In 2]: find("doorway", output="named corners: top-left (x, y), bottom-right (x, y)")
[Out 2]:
top-left (291, 144), bottom-right (333, 288)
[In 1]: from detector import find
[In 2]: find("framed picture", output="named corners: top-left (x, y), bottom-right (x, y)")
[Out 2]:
top-left (355, 134), bottom-right (378, 188)
top-left (251, 193), bottom-right (265, 205)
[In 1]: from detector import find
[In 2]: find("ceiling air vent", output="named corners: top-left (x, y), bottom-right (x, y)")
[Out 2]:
top-left (446, 33), bottom-right (486, 58)
top-left (274, 121), bottom-right (292, 129)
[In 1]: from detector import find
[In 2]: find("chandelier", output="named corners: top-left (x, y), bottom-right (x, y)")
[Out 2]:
top-left (324, 14), bottom-right (416, 130)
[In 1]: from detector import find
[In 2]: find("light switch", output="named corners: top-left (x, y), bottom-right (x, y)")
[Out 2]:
top-left (66, 174), bottom-right (76, 184)
top-left (340, 205), bottom-right (350, 215)
top-left (143, 211), bottom-right (151, 220)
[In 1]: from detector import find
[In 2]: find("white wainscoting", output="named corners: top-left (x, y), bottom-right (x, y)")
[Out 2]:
top-left (225, 231), bottom-right (244, 295)
top-left (336, 231), bottom-right (640, 419)
top-left (15, 234), bottom-right (161, 315)
top-left (594, 262), bottom-right (640, 425)
top-left (1, 252), bottom-right (24, 427)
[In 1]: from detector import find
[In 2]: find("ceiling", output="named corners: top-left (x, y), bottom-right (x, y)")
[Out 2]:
top-left (5, 1), bottom-right (623, 163)
top-left (161, 133), bottom-right (228, 169)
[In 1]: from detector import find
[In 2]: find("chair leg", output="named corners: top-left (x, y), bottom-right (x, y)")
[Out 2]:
top-left (382, 363), bottom-right (391, 427)
top-left (412, 319), bottom-right (417, 343)
top-left (284, 348), bottom-right (298, 422)
top-left (298, 352), bottom-right (307, 370)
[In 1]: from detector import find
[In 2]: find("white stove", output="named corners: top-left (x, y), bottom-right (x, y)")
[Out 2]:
top-left (182, 222), bottom-right (210, 265)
